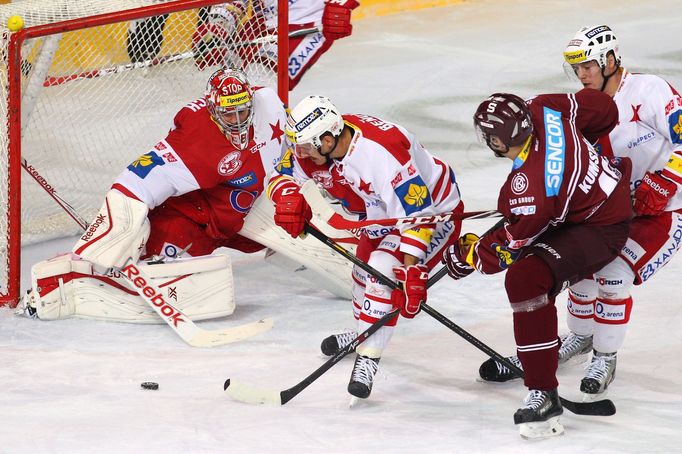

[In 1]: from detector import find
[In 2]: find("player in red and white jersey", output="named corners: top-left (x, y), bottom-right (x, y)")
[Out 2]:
top-left (109, 68), bottom-right (286, 259)
top-left (550, 25), bottom-right (682, 395)
top-left (442, 91), bottom-right (632, 438)
top-left (268, 95), bottom-right (463, 401)
top-left (190, 0), bottom-right (359, 89)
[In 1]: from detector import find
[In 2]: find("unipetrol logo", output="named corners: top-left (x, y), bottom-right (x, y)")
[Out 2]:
top-left (563, 49), bottom-right (586, 64)
top-left (219, 92), bottom-right (250, 107)
top-left (585, 25), bottom-right (610, 39)
top-left (296, 107), bottom-right (323, 132)
top-left (543, 107), bottom-right (565, 197)
top-left (403, 183), bottom-right (429, 208)
top-left (128, 151), bottom-right (165, 178)
top-left (669, 110), bottom-right (682, 144)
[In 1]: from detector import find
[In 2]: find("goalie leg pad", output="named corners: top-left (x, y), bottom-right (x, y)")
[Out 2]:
top-left (24, 253), bottom-right (235, 323)
top-left (72, 190), bottom-right (150, 269)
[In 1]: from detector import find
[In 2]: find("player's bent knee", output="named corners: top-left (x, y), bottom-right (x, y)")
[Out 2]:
top-left (505, 255), bottom-right (554, 311)
top-left (22, 253), bottom-right (235, 323)
top-left (595, 256), bottom-right (634, 300)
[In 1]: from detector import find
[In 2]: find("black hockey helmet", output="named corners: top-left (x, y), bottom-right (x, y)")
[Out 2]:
top-left (473, 93), bottom-right (533, 154)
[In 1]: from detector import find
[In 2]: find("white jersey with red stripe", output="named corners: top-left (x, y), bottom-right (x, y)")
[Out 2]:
top-left (597, 68), bottom-right (682, 212)
top-left (336, 114), bottom-right (462, 259)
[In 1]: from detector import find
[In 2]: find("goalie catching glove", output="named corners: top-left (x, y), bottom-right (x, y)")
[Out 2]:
top-left (442, 233), bottom-right (479, 280)
top-left (391, 264), bottom-right (429, 318)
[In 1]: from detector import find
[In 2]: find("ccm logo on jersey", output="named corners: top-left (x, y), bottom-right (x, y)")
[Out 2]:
top-left (121, 263), bottom-right (185, 327)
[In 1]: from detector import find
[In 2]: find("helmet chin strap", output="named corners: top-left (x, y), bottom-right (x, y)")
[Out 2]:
top-left (600, 61), bottom-right (621, 92)
top-left (318, 133), bottom-right (342, 164)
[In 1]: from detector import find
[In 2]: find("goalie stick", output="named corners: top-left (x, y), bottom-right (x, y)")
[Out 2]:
top-left (116, 258), bottom-right (273, 348)
top-left (301, 225), bottom-right (616, 417)
top-left (299, 179), bottom-right (501, 231)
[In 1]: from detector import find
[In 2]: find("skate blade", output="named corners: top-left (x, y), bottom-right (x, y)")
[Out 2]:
top-left (518, 416), bottom-right (564, 440)
top-left (348, 396), bottom-right (360, 408)
top-left (581, 389), bottom-right (608, 402)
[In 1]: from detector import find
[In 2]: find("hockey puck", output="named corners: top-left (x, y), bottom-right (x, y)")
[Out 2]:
top-left (141, 381), bottom-right (159, 390)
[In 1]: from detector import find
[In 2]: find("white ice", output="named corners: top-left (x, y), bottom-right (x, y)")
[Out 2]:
top-left (3, 0), bottom-right (682, 452)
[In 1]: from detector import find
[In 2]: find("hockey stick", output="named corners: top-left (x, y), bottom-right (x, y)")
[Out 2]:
top-left (223, 225), bottom-right (449, 405)
top-left (300, 180), bottom-right (501, 231)
top-left (43, 27), bottom-right (321, 87)
top-left (295, 225), bottom-right (616, 416)
top-left (117, 258), bottom-right (273, 348)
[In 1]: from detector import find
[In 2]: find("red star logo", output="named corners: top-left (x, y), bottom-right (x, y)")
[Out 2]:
top-left (629, 104), bottom-right (642, 122)
top-left (270, 120), bottom-right (284, 144)
top-left (358, 179), bottom-right (373, 195)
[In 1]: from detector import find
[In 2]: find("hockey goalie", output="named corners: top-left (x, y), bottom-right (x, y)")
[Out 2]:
top-left (19, 68), bottom-right (355, 323)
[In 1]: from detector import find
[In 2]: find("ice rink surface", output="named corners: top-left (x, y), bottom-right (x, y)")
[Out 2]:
top-left (3, 0), bottom-right (682, 452)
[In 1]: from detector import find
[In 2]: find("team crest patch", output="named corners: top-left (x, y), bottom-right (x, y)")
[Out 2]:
top-left (218, 151), bottom-right (243, 176)
top-left (127, 151), bottom-right (165, 178)
top-left (395, 176), bottom-right (432, 215)
top-left (511, 172), bottom-right (529, 195)
top-left (669, 110), bottom-right (682, 144)
top-left (312, 170), bottom-right (333, 188)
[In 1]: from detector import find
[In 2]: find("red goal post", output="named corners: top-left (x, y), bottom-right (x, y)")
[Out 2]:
top-left (0, 0), bottom-right (289, 307)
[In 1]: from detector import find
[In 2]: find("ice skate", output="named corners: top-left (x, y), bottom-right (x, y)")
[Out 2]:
top-left (514, 388), bottom-right (564, 439)
top-left (558, 332), bottom-right (593, 364)
top-left (478, 354), bottom-right (523, 382)
top-left (320, 330), bottom-right (358, 356)
top-left (581, 350), bottom-right (617, 397)
top-left (347, 355), bottom-right (380, 400)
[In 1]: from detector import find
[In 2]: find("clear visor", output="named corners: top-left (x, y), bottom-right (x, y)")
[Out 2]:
top-left (474, 123), bottom-right (489, 145)
top-left (293, 141), bottom-right (318, 159)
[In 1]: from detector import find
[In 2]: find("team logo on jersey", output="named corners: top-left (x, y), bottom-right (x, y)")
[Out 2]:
top-left (543, 107), bottom-right (566, 197)
top-left (276, 149), bottom-right (294, 176)
top-left (218, 151), bottom-right (243, 176)
top-left (312, 170), bottom-right (333, 189)
top-left (669, 110), bottom-right (682, 144)
top-left (511, 172), bottom-right (529, 195)
top-left (128, 151), bottom-right (165, 178)
top-left (395, 177), bottom-right (432, 215)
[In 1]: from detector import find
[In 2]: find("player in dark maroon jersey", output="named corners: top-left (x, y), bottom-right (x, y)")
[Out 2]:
top-left (441, 90), bottom-right (632, 439)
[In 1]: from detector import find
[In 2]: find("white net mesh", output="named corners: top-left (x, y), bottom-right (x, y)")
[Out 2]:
top-left (0, 0), bottom-right (283, 302)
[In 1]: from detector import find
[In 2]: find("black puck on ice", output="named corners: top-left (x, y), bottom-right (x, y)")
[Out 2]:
top-left (141, 381), bottom-right (159, 390)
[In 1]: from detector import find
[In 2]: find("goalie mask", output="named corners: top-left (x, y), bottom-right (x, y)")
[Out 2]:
top-left (206, 68), bottom-right (254, 150)
top-left (473, 93), bottom-right (532, 156)
top-left (286, 95), bottom-right (344, 159)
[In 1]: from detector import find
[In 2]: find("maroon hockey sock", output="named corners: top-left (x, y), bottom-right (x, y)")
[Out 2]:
top-left (513, 304), bottom-right (559, 390)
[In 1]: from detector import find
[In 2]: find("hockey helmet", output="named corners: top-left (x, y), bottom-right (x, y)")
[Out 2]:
top-left (286, 95), bottom-right (344, 157)
top-left (563, 25), bottom-right (621, 70)
top-left (473, 93), bottom-right (533, 154)
top-left (206, 68), bottom-right (254, 150)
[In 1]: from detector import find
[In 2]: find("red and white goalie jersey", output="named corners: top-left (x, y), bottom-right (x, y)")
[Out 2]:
top-left (471, 89), bottom-right (633, 274)
top-left (113, 86), bottom-right (286, 255)
top-left (596, 68), bottom-right (682, 212)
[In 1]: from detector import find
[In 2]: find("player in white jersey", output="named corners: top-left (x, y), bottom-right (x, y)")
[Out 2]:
top-left (184, 0), bottom-right (359, 89)
top-left (478, 25), bottom-right (682, 395)
top-left (269, 95), bottom-right (464, 400)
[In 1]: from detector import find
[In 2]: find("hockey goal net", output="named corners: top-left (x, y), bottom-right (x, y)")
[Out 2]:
top-left (0, 0), bottom-right (289, 306)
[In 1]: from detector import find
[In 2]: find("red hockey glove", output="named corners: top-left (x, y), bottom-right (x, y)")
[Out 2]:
top-left (633, 171), bottom-right (677, 216)
top-left (322, 0), bottom-right (360, 41)
top-left (392, 264), bottom-right (429, 319)
top-left (442, 233), bottom-right (478, 280)
top-left (273, 187), bottom-right (312, 238)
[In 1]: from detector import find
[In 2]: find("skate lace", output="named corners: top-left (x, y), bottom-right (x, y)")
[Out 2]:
top-left (352, 356), bottom-right (379, 386)
top-left (559, 333), bottom-right (592, 358)
top-left (496, 355), bottom-right (522, 375)
top-left (521, 390), bottom-right (548, 410)
top-left (584, 355), bottom-right (614, 382)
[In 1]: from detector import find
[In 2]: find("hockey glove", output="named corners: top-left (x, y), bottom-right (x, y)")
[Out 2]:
top-left (273, 187), bottom-right (312, 238)
top-left (322, 0), bottom-right (360, 41)
top-left (392, 264), bottom-right (429, 319)
top-left (442, 233), bottom-right (479, 280)
top-left (633, 171), bottom-right (677, 216)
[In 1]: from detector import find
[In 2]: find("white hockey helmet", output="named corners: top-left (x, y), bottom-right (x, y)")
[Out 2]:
top-left (286, 95), bottom-right (344, 149)
top-left (563, 25), bottom-right (621, 69)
